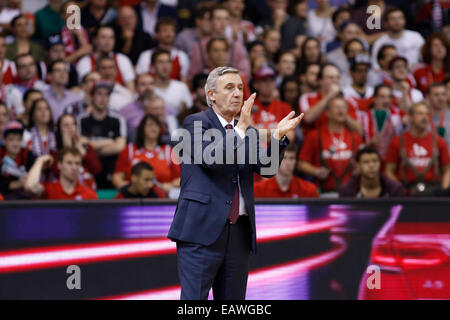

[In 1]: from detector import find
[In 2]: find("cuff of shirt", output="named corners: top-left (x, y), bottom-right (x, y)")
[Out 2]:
top-left (234, 126), bottom-right (245, 139)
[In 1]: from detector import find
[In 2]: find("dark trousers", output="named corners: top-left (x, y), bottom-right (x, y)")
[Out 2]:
top-left (176, 215), bottom-right (251, 300)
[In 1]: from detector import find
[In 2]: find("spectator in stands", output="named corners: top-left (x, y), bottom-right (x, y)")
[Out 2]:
top-left (0, 103), bottom-right (9, 146)
top-left (42, 60), bottom-right (83, 122)
top-left (76, 25), bottom-right (136, 93)
top-left (279, 0), bottom-right (308, 50)
top-left (445, 77), bottom-right (450, 110)
top-left (374, 44), bottom-right (398, 84)
top-left (298, 95), bottom-right (363, 195)
top-left (136, 17), bottom-right (189, 82)
top-left (178, 73), bottom-right (209, 125)
top-left (385, 101), bottom-right (450, 196)
top-left (65, 71), bottom-right (101, 118)
top-left (389, 56), bottom-right (424, 112)
top-left (24, 98), bottom-right (57, 159)
top-left (325, 7), bottom-right (350, 53)
top-left (55, 114), bottom-right (102, 191)
top-left (247, 40), bottom-right (268, 75)
top-left (339, 146), bottom-right (404, 198)
top-left (0, 59), bottom-right (24, 119)
top-left (415, 0), bottom-right (450, 37)
top-left (119, 73), bottom-right (155, 142)
top-left (188, 4), bottom-right (251, 81)
top-left (413, 32), bottom-right (450, 94)
top-left (133, 0), bottom-right (177, 37)
top-left (33, 0), bottom-right (65, 40)
top-left (151, 49), bottom-right (192, 133)
top-left (174, 4), bottom-right (211, 55)
top-left (280, 75), bottom-right (300, 111)
top-left (25, 147), bottom-right (98, 200)
top-left (12, 53), bottom-right (47, 95)
top-left (326, 22), bottom-right (362, 73)
top-left (306, 0), bottom-right (335, 46)
top-left (77, 81), bottom-right (127, 189)
top-left (114, 6), bottom-right (155, 66)
top-left (0, 0), bottom-right (30, 35)
top-left (275, 51), bottom-right (296, 88)
top-left (112, 114), bottom-right (180, 195)
top-left (298, 62), bottom-right (320, 95)
top-left (141, 93), bottom-right (171, 146)
top-left (342, 54), bottom-right (374, 112)
top-left (81, 0), bottom-right (117, 37)
top-left (371, 7), bottom-right (425, 70)
top-left (17, 88), bottom-right (43, 128)
top-left (97, 55), bottom-right (134, 112)
top-left (114, 161), bottom-right (167, 198)
top-left (259, 0), bottom-right (289, 31)
top-left (0, 121), bottom-right (35, 199)
top-left (363, 84), bottom-right (403, 159)
top-left (427, 82), bottom-right (450, 149)
top-left (0, 34), bottom-right (17, 85)
top-left (298, 37), bottom-right (323, 67)
top-left (262, 28), bottom-right (281, 65)
top-left (224, 0), bottom-right (256, 43)
top-left (7, 15), bottom-right (44, 62)
top-left (254, 143), bottom-right (319, 198)
top-left (299, 63), bottom-right (363, 137)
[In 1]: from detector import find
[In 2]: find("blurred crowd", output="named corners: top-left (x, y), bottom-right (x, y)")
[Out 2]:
top-left (1, 0), bottom-right (450, 201)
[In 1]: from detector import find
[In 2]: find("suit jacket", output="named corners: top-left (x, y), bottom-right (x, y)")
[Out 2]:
top-left (168, 107), bottom-right (289, 252)
top-left (133, 3), bottom-right (178, 34)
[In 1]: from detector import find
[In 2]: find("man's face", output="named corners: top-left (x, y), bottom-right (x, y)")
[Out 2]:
top-left (208, 40), bottom-right (229, 68)
top-left (136, 74), bottom-right (154, 96)
top-left (428, 86), bottom-right (447, 110)
top-left (156, 24), bottom-right (176, 46)
top-left (283, 81), bottom-right (299, 104)
top-left (387, 11), bottom-right (405, 33)
top-left (302, 64), bottom-right (319, 90)
top-left (50, 62), bottom-right (69, 86)
top-left (279, 151), bottom-right (296, 175)
top-left (17, 56), bottom-right (37, 81)
top-left (321, 65), bottom-right (340, 93)
top-left (431, 38), bottom-right (447, 61)
top-left (4, 133), bottom-right (22, 156)
top-left (345, 41), bottom-right (364, 59)
top-left (0, 37), bottom-right (6, 60)
top-left (131, 169), bottom-right (155, 196)
top-left (227, 0), bottom-right (245, 17)
top-left (92, 88), bottom-right (110, 111)
top-left (379, 47), bottom-right (397, 70)
top-left (117, 6), bottom-right (137, 30)
top-left (351, 64), bottom-right (369, 87)
top-left (373, 87), bottom-right (392, 109)
top-left (98, 59), bottom-right (117, 82)
top-left (144, 98), bottom-right (165, 123)
top-left (211, 9), bottom-right (230, 36)
top-left (153, 53), bottom-right (172, 80)
top-left (95, 28), bottom-right (115, 54)
top-left (253, 77), bottom-right (275, 100)
top-left (277, 53), bottom-right (296, 76)
top-left (390, 60), bottom-right (408, 81)
top-left (59, 153), bottom-right (82, 182)
top-left (264, 31), bottom-right (281, 54)
top-left (358, 153), bottom-right (380, 180)
top-left (48, 44), bottom-right (66, 62)
top-left (341, 24), bottom-right (360, 44)
top-left (82, 72), bottom-right (101, 94)
top-left (196, 11), bottom-right (211, 35)
top-left (333, 11), bottom-right (350, 29)
top-left (209, 72), bottom-right (243, 119)
top-left (304, 40), bottom-right (320, 63)
top-left (327, 98), bottom-right (348, 124)
top-left (411, 104), bottom-right (430, 131)
top-left (13, 16), bottom-right (29, 39)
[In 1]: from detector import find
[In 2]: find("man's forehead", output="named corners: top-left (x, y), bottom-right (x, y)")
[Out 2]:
top-left (217, 73), bottom-right (242, 86)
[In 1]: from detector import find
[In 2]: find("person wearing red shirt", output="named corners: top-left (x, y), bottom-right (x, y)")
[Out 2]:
top-left (298, 63), bottom-right (364, 137)
top-left (342, 54), bottom-right (374, 112)
top-left (25, 147), bottom-right (98, 200)
top-left (113, 114), bottom-right (180, 194)
top-left (298, 95), bottom-right (363, 194)
top-left (385, 102), bottom-right (450, 196)
top-left (115, 161), bottom-right (166, 199)
top-left (413, 32), bottom-right (450, 94)
top-left (254, 144), bottom-right (319, 198)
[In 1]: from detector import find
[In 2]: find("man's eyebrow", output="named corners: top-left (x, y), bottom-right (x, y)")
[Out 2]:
top-left (224, 82), bottom-right (243, 86)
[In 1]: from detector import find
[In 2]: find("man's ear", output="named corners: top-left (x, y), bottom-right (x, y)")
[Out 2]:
top-left (207, 90), bottom-right (216, 104)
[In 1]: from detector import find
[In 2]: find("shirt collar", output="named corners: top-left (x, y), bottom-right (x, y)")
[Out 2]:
top-left (214, 110), bottom-right (235, 128)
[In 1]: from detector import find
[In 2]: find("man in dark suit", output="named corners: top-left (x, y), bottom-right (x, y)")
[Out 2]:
top-left (168, 66), bottom-right (303, 300)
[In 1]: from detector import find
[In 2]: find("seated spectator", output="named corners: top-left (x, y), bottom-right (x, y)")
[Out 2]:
top-left (224, 0), bottom-right (257, 44)
top-left (298, 95), bottom-right (363, 195)
top-left (279, 0), bottom-right (308, 51)
top-left (247, 40), bottom-right (268, 75)
top-left (151, 49), bottom-right (192, 133)
top-left (33, 0), bottom-right (64, 40)
top-left (12, 53), bottom-right (47, 96)
top-left (177, 73), bottom-right (209, 125)
top-left (114, 5), bottom-right (155, 66)
top-left (113, 114), bottom-right (180, 195)
top-left (306, 0), bottom-right (335, 46)
top-left (142, 93), bottom-right (172, 146)
top-left (17, 88), bottom-right (43, 128)
top-left (413, 32), bottom-right (450, 94)
top-left (385, 102), bottom-right (450, 196)
top-left (254, 143), bottom-right (319, 198)
top-left (7, 15), bottom-right (45, 62)
top-left (324, 7), bottom-right (351, 53)
top-left (119, 73), bottom-right (155, 142)
top-left (64, 71), bottom-right (101, 117)
top-left (297, 62), bottom-right (320, 95)
top-left (389, 56), bottom-right (424, 112)
top-left (136, 17), bottom-right (189, 82)
top-left (362, 84), bottom-right (403, 159)
top-left (0, 58), bottom-right (24, 119)
top-left (426, 83), bottom-right (450, 150)
top-left (55, 114), bottom-right (102, 191)
top-left (0, 34), bottom-right (17, 85)
top-left (23, 98), bottom-right (57, 159)
top-left (42, 60), bottom-right (83, 122)
top-left (0, 0), bottom-right (30, 35)
top-left (339, 146), bottom-right (404, 198)
top-left (24, 147), bottom-right (98, 200)
top-left (114, 162), bottom-right (167, 198)
top-left (81, 0), bottom-right (117, 37)
top-left (76, 25), bottom-right (136, 93)
top-left (77, 81), bottom-right (127, 189)
top-left (0, 102), bottom-right (9, 146)
top-left (0, 121), bottom-right (35, 199)
top-left (342, 54), bottom-right (374, 112)
top-left (133, 0), bottom-right (177, 37)
top-left (275, 51), bottom-right (296, 88)
top-left (262, 28), bottom-right (281, 66)
top-left (279, 75), bottom-right (300, 111)
top-left (298, 37), bottom-right (323, 67)
top-left (96, 55), bottom-right (134, 112)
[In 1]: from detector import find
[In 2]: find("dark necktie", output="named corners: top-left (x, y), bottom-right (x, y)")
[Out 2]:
top-left (225, 123), bottom-right (239, 224)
